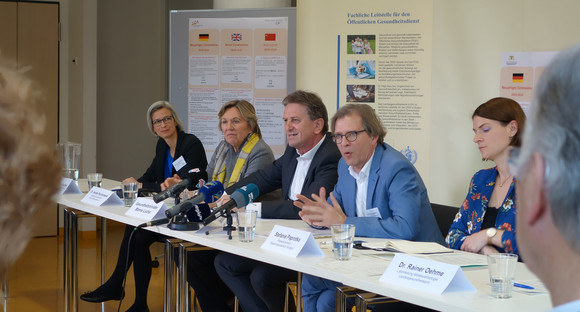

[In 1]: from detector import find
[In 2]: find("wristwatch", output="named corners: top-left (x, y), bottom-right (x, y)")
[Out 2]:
top-left (486, 228), bottom-right (498, 245)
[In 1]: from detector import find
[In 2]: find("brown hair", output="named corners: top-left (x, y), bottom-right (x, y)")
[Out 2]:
top-left (472, 97), bottom-right (526, 147)
top-left (282, 90), bottom-right (329, 134)
top-left (331, 104), bottom-right (386, 144)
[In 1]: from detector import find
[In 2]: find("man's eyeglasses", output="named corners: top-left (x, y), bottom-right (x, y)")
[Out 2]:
top-left (332, 130), bottom-right (366, 144)
top-left (152, 115), bottom-right (173, 127)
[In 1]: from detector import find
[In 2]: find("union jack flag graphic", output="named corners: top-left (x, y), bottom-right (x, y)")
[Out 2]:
top-left (231, 33), bottom-right (242, 41)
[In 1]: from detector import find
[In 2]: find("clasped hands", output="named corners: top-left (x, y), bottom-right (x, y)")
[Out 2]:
top-left (294, 187), bottom-right (346, 228)
top-left (460, 230), bottom-right (500, 255)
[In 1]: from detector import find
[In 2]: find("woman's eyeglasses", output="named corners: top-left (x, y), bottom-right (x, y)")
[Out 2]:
top-left (152, 115), bottom-right (173, 127)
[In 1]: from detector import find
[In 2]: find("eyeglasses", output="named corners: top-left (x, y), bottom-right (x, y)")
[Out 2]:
top-left (332, 130), bottom-right (366, 144)
top-left (152, 115), bottom-right (173, 127)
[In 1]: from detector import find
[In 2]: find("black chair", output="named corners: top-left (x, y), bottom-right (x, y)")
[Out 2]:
top-left (431, 203), bottom-right (459, 238)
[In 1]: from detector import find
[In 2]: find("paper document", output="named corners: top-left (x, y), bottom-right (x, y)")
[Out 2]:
top-left (362, 239), bottom-right (452, 254)
top-left (419, 251), bottom-right (488, 267)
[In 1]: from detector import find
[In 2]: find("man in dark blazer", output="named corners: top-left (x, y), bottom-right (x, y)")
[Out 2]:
top-left (214, 90), bottom-right (342, 312)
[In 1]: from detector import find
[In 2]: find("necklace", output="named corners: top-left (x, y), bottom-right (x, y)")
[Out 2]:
top-left (497, 174), bottom-right (513, 187)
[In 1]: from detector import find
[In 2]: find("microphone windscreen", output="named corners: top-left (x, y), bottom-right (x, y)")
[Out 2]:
top-left (230, 183), bottom-right (260, 208)
top-left (185, 203), bottom-right (212, 222)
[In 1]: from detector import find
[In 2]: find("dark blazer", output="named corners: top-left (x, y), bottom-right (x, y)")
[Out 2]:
top-left (226, 133), bottom-right (341, 219)
top-left (138, 131), bottom-right (208, 192)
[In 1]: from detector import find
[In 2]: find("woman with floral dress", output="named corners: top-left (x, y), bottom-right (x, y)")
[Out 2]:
top-left (446, 97), bottom-right (525, 256)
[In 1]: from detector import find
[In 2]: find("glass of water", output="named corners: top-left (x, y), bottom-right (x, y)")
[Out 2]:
top-left (122, 182), bottom-right (139, 207)
top-left (487, 253), bottom-right (518, 298)
top-left (236, 210), bottom-right (257, 242)
top-left (87, 173), bottom-right (103, 190)
top-left (331, 224), bottom-right (356, 261)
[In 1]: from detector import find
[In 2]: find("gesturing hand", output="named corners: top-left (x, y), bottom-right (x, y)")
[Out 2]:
top-left (160, 174), bottom-right (182, 191)
top-left (294, 187), bottom-right (346, 228)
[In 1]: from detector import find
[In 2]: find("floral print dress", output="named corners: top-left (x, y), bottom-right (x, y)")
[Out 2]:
top-left (445, 167), bottom-right (518, 255)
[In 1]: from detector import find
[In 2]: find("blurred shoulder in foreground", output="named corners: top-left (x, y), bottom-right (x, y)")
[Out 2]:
top-left (0, 60), bottom-right (61, 282)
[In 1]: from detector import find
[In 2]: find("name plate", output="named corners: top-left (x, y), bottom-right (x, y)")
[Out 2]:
top-left (261, 225), bottom-right (324, 257)
top-left (81, 187), bottom-right (124, 206)
top-left (380, 254), bottom-right (476, 294)
top-left (125, 198), bottom-right (167, 221)
top-left (60, 178), bottom-right (82, 194)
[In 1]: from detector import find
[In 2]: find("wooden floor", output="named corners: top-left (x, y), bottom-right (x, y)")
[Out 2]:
top-left (2, 221), bottom-right (166, 312)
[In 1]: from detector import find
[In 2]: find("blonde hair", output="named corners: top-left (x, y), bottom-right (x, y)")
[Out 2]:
top-left (146, 101), bottom-right (185, 136)
top-left (217, 100), bottom-right (262, 138)
top-left (0, 61), bottom-right (61, 282)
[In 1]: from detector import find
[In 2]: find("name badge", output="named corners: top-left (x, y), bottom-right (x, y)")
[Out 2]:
top-left (173, 156), bottom-right (186, 172)
top-left (125, 198), bottom-right (168, 220)
top-left (60, 178), bottom-right (82, 194)
top-left (81, 187), bottom-right (124, 206)
top-left (261, 225), bottom-right (324, 257)
top-left (380, 254), bottom-right (476, 294)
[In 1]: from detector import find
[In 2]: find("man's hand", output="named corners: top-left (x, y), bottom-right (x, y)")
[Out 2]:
top-left (294, 187), bottom-right (346, 228)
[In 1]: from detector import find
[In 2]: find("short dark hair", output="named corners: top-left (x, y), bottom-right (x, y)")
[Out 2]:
top-left (282, 90), bottom-right (329, 134)
top-left (472, 97), bottom-right (526, 147)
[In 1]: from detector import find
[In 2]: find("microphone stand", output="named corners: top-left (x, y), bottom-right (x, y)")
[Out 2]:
top-left (223, 208), bottom-right (236, 240)
top-left (167, 190), bottom-right (200, 231)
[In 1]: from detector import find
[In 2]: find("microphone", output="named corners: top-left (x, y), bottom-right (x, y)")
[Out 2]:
top-left (153, 177), bottom-right (198, 203)
top-left (136, 218), bottom-right (171, 228)
top-left (164, 181), bottom-right (224, 218)
top-left (203, 183), bottom-right (259, 226)
top-left (185, 203), bottom-right (212, 222)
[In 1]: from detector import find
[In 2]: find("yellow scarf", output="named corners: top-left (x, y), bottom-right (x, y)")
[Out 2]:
top-left (212, 133), bottom-right (260, 187)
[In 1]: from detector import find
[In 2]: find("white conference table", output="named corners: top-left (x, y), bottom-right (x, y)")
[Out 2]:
top-left (58, 179), bottom-right (553, 312)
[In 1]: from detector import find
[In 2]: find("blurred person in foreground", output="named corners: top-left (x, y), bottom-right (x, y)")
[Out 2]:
top-left (513, 43), bottom-right (580, 311)
top-left (0, 61), bottom-right (61, 285)
top-left (446, 97), bottom-right (525, 256)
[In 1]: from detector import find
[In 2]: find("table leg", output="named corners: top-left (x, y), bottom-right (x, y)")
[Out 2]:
top-left (177, 243), bottom-right (188, 312)
top-left (100, 216), bottom-right (107, 312)
top-left (63, 208), bottom-right (71, 312)
top-left (70, 210), bottom-right (80, 312)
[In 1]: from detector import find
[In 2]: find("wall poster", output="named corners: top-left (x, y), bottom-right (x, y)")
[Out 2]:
top-left (326, 1), bottom-right (434, 181)
top-left (188, 17), bottom-right (289, 156)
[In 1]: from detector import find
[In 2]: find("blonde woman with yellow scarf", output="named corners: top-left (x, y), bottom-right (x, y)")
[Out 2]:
top-left (163, 99), bottom-right (275, 311)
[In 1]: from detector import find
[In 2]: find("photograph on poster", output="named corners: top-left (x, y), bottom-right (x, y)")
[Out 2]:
top-left (346, 84), bottom-right (375, 103)
top-left (347, 35), bottom-right (375, 54)
top-left (347, 60), bottom-right (375, 79)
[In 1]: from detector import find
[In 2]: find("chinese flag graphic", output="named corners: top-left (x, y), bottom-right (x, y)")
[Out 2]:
top-left (265, 33), bottom-right (276, 41)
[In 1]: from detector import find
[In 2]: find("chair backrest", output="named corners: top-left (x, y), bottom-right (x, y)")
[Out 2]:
top-left (431, 203), bottom-right (459, 238)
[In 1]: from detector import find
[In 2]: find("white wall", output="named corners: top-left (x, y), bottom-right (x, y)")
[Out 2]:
top-left (296, 0), bottom-right (580, 207)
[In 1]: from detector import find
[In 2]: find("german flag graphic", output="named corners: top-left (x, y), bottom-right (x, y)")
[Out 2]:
top-left (199, 34), bottom-right (209, 41)
top-left (512, 73), bottom-right (523, 83)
